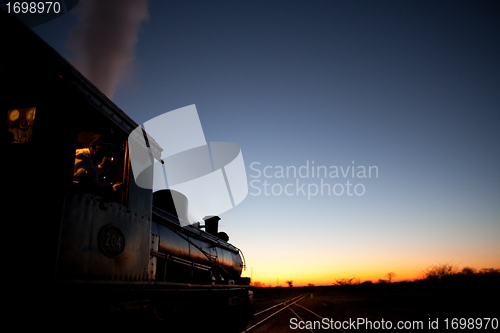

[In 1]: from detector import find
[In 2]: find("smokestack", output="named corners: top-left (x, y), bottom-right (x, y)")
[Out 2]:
top-left (204, 216), bottom-right (221, 237)
top-left (69, 0), bottom-right (148, 98)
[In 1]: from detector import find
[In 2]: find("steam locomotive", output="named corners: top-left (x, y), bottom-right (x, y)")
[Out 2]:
top-left (2, 10), bottom-right (252, 332)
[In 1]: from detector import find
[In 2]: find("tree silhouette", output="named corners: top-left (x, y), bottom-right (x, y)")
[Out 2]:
top-left (334, 277), bottom-right (359, 286)
top-left (422, 263), bottom-right (456, 279)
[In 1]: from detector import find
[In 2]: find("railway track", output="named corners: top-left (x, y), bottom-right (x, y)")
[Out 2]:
top-left (243, 294), bottom-right (347, 333)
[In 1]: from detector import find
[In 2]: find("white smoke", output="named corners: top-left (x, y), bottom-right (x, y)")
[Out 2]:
top-left (69, 0), bottom-right (148, 98)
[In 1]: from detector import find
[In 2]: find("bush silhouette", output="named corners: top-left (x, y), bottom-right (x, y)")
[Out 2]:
top-left (422, 263), bottom-right (457, 279)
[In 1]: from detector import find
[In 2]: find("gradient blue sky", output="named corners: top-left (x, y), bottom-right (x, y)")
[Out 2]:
top-left (32, 0), bottom-right (499, 284)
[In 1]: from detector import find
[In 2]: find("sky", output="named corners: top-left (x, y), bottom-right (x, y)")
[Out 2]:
top-left (28, 0), bottom-right (500, 285)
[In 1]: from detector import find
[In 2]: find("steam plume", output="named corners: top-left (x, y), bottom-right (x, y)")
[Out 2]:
top-left (69, 0), bottom-right (148, 98)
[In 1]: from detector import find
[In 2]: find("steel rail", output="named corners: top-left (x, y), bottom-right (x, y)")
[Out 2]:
top-left (294, 302), bottom-right (324, 320)
top-left (253, 294), bottom-right (304, 316)
top-left (293, 302), bottom-right (347, 333)
top-left (241, 294), bottom-right (307, 332)
top-left (288, 305), bottom-right (313, 333)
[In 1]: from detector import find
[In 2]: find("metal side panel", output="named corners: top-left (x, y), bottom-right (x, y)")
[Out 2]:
top-left (57, 192), bottom-right (151, 281)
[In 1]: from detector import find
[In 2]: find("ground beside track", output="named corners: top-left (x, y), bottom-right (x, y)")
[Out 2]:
top-left (247, 276), bottom-right (499, 332)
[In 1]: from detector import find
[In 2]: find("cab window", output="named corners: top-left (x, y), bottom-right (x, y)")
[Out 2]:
top-left (6, 107), bottom-right (36, 143)
top-left (73, 129), bottom-right (129, 206)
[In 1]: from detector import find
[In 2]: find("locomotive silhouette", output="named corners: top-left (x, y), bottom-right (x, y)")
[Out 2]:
top-left (3, 10), bottom-right (252, 332)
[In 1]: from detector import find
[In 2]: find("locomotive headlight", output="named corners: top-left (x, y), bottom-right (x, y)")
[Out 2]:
top-left (8, 109), bottom-right (20, 122)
